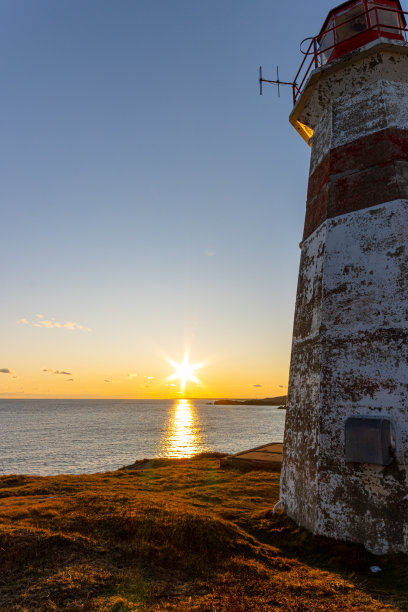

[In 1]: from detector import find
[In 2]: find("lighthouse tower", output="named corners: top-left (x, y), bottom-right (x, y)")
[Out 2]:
top-left (280, 0), bottom-right (408, 554)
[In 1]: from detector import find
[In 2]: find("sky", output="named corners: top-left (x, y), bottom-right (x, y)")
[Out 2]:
top-left (0, 0), bottom-right (348, 399)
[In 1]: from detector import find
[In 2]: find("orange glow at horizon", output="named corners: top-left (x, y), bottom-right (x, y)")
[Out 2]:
top-left (0, 346), bottom-right (290, 399)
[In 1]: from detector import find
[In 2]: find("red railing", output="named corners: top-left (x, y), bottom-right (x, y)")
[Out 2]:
top-left (292, 3), bottom-right (408, 105)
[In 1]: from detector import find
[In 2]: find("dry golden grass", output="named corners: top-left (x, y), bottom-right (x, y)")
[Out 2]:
top-left (0, 454), bottom-right (407, 611)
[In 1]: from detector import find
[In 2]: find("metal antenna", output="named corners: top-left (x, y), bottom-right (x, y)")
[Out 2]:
top-left (259, 65), bottom-right (293, 97)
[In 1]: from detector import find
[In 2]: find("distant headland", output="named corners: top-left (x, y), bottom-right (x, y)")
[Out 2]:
top-left (213, 395), bottom-right (287, 407)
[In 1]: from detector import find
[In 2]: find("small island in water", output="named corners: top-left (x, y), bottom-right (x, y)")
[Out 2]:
top-left (214, 395), bottom-right (287, 407)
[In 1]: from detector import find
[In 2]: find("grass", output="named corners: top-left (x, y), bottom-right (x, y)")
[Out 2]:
top-left (0, 454), bottom-right (407, 610)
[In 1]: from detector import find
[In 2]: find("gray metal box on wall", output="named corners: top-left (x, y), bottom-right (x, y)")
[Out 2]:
top-left (345, 417), bottom-right (395, 465)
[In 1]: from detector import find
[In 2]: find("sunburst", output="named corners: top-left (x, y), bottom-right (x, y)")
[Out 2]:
top-left (167, 353), bottom-right (202, 392)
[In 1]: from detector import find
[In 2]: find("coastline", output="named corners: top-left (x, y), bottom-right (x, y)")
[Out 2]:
top-left (213, 395), bottom-right (287, 407)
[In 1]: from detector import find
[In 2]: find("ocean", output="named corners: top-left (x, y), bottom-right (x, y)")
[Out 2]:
top-left (0, 398), bottom-right (286, 476)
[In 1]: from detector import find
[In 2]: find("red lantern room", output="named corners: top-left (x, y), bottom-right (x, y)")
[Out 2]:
top-left (319, 0), bottom-right (406, 63)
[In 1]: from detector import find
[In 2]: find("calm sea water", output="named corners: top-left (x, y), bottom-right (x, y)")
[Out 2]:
top-left (0, 399), bottom-right (286, 476)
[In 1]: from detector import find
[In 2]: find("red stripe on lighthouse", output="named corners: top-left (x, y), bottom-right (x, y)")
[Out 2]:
top-left (304, 128), bottom-right (408, 241)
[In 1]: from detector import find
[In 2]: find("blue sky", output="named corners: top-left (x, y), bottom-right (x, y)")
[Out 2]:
top-left (0, 0), bottom-right (350, 397)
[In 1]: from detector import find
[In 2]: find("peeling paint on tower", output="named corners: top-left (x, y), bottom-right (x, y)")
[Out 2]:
top-left (280, 2), bottom-right (408, 555)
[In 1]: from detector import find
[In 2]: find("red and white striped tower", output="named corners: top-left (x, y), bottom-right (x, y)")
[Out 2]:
top-left (280, 0), bottom-right (408, 554)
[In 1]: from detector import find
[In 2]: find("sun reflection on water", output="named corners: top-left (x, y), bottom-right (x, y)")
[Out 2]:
top-left (159, 399), bottom-right (204, 458)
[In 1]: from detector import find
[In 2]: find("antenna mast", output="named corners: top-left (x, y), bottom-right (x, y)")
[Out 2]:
top-left (259, 66), bottom-right (294, 97)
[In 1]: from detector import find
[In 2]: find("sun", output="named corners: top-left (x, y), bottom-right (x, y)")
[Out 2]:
top-left (168, 354), bottom-right (202, 392)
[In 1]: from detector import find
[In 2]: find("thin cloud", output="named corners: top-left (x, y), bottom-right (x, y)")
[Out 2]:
top-left (104, 379), bottom-right (111, 383)
top-left (0, 368), bottom-right (11, 374)
top-left (43, 369), bottom-right (73, 376)
top-left (17, 315), bottom-right (91, 332)
top-left (127, 373), bottom-right (138, 379)
top-left (42, 320), bottom-right (58, 328)
top-left (66, 379), bottom-right (74, 382)
top-left (253, 384), bottom-right (262, 388)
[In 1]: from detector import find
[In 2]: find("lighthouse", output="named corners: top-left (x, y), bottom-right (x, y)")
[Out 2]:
top-left (280, 0), bottom-right (408, 555)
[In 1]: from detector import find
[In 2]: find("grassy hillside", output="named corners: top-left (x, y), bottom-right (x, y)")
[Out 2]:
top-left (0, 455), bottom-right (407, 611)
